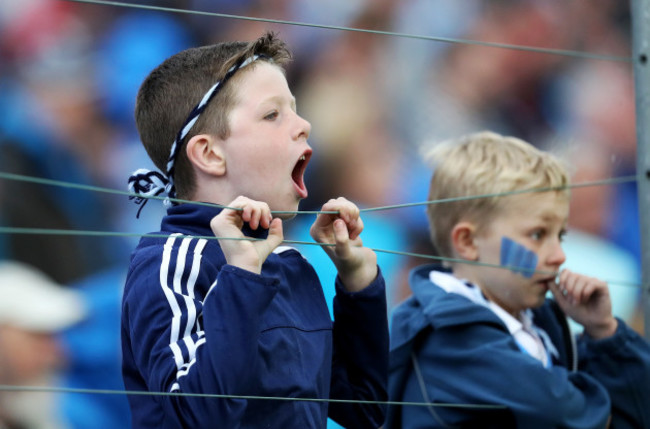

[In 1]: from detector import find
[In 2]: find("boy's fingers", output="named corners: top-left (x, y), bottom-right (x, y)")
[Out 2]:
top-left (348, 216), bottom-right (364, 240)
top-left (558, 269), bottom-right (579, 305)
top-left (339, 199), bottom-right (360, 224)
top-left (549, 281), bottom-right (571, 309)
top-left (321, 197), bottom-right (360, 223)
top-left (248, 206), bottom-right (259, 229)
top-left (559, 270), bottom-right (607, 306)
top-left (251, 205), bottom-right (266, 230)
top-left (580, 282), bottom-right (597, 303)
top-left (319, 198), bottom-right (341, 214)
top-left (332, 199), bottom-right (363, 238)
top-left (573, 276), bottom-right (587, 301)
top-left (558, 269), bottom-right (569, 286)
top-left (548, 281), bottom-right (561, 298)
top-left (241, 205), bottom-right (253, 223)
top-left (211, 197), bottom-right (278, 236)
top-left (571, 277), bottom-right (588, 304)
top-left (332, 218), bottom-right (352, 258)
top-left (233, 199), bottom-right (273, 230)
top-left (260, 207), bottom-right (272, 229)
top-left (561, 270), bottom-right (577, 293)
top-left (311, 198), bottom-right (365, 248)
top-left (581, 277), bottom-right (608, 303)
top-left (344, 217), bottom-right (357, 237)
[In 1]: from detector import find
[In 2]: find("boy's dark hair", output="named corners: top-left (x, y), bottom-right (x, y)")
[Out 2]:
top-left (135, 32), bottom-right (292, 199)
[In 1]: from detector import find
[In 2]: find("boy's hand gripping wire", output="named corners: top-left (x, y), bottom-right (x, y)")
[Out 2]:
top-left (210, 196), bottom-right (283, 275)
top-left (309, 197), bottom-right (378, 292)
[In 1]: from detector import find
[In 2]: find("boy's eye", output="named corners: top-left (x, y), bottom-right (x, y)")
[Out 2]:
top-left (264, 111), bottom-right (279, 120)
top-left (559, 229), bottom-right (567, 242)
top-left (530, 229), bottom-right (545, 241)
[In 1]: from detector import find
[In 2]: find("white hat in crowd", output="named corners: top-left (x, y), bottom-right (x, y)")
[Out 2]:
top-left (0, 260), bottom-right (86, 332)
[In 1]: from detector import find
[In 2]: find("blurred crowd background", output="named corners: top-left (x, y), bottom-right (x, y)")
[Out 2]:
top-left (0, 0), bottom-right (643, 427)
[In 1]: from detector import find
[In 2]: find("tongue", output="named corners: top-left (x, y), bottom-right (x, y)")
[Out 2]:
top-left (292, 162), bottom-right (308, 198)
top-left (294, 181), bottom-right (308, 199)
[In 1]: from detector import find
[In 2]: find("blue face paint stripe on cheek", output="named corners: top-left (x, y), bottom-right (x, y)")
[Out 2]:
top-left (521, 250), bottom-right (537, 277)
top-left (501, 237), bottom-right (515, 269)
top-left (500, 237), bottom-right (538, 278)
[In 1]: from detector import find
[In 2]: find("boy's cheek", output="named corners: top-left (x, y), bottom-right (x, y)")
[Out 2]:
top-left (499, 236), bottom-right (538, 278)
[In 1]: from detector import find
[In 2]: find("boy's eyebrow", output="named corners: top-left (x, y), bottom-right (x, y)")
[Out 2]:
top-left (262, 95), bottom-right (297, 110)
top-left (537, 211), bottom-right (567, 223)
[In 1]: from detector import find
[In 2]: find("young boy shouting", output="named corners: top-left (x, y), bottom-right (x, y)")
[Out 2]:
top-left (387, 131), bottom-right (650, 428)
top-left (121, 33), bottom-right (388, 428)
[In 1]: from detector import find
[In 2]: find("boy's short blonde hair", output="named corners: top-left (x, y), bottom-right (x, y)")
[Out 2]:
top-left (425, 131), bottom-right (569, 257)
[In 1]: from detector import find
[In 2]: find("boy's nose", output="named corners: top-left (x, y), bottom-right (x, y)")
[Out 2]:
top-left (546, 242), bottom-right (566, 267)
top-left (294, 114), bottom-right (311, 141)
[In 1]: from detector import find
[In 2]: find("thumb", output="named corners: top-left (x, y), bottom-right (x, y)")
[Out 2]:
top-left (254, 218), bottom-right (284, 263)
top-left (266, 218), bottom-right (284, 250)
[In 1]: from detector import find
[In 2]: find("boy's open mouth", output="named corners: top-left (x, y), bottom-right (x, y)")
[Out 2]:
top-left (291, 150), bottom-right (311, 198)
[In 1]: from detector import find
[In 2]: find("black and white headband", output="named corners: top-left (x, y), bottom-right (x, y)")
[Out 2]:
top-left (128, 54), bottom-right (264, 217)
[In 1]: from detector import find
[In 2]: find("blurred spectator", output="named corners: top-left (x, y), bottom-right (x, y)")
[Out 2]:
top-left (400, 0), bottom-right (571, 153)
top-left (557, 60), bottom-right (639, 261)
top-left (0, 138), bottom-right (99, 284)
top-left (0, 260), bottom-right (85, 429)
top-left (0, 2), bottom-right (128, 283)
top-left (58, 267), bottom-right (131, 429)
top-left (94, 11), bottom-right (195, 139)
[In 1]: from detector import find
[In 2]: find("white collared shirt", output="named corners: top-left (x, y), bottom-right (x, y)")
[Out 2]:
top-left (429, 270), bottom-right (557, 367)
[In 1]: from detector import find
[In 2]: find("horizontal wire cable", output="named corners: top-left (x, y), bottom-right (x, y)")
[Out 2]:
top-left (63, 0), bottom-right (630, 63)
top-left (0, 226), bottom-right (641, 287)
top-left (0, 385), bottom-right (506, 409)
top-left (0, 171), bottom-right (638, 216)
top-left (362, 176), bottom-right (638, 212)
top-left (0, 171), bottom-right (334, 214)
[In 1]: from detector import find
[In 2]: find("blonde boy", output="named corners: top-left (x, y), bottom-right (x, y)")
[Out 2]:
top-left (122, 33), bottom-right (388, 428)
top-left (387, 131), bottom-right (650, 428)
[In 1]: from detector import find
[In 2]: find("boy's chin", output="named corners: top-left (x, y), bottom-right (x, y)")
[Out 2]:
top-left (276, 211), bottom-right (297, 221)
top-left (267, 197), bottom-right (300, 220)
top-left (529, 294), bottom-right (547, 309)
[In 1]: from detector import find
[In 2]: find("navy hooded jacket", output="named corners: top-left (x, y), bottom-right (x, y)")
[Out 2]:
top-left (121, 203), bottom-right (389, 428)
top-left (387, 264), bottom-right (650, 428)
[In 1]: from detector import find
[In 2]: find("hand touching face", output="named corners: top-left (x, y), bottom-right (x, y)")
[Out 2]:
top-left (471, 192), bottom-right (569, 315)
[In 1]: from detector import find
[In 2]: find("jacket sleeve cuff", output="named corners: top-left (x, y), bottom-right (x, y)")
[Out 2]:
top-left (580, 318), bottom-right (637, 354)
top-left (334, 266), bottom-right (385, 301)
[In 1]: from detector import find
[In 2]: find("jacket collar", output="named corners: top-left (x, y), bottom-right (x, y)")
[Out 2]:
top-left (390, 264), bottom-right (506, 353)
top-left (161, 202), bottom-right (269, 240)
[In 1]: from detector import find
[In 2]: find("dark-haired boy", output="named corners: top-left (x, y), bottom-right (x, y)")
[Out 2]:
top-left (122, 32), bottom-right (388, 428)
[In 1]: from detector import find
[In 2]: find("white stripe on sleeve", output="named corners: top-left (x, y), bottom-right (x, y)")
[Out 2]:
top-left (161, 234), bottom-right (185, 370)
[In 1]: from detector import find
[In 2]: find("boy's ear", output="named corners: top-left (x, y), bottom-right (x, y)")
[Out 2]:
top-left (185, 134), bottom-right (226, 177)
top-left (450, 221), bottom-right (479, 260)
